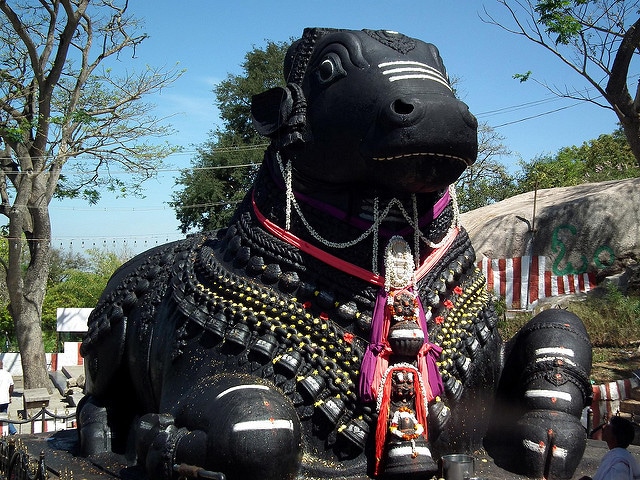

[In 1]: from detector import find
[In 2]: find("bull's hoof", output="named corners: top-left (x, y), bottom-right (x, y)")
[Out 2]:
top-left (144, 424), bottom-right (187, 480)
top-left (173, 374), bottom-right (303, 480)
top-left (135, 413), bottom-right (178, 474)
top-left (77, 395), bottom-right (111, 456)
top-left (500, 410), bottom-right (586, 479)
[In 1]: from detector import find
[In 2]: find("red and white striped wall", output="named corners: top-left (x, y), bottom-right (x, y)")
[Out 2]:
top-left (590, 376), bottom-right (640, 432)
top-left (49, 342), bottom-right (83, 372)
top-left (478, 256), bottom-right (598, 310)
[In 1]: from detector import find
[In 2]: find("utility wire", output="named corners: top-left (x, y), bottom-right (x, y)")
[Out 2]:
top-left (0, 87), bottom-right (624, 248)
top-left (490, 103), bottom-right (582, 128)
top-left (476, 95), bottom-right (565, 117)
top-left (0, 85), bottom-right (618, 172)
top-left (50, 199), bottom-right (242, 211)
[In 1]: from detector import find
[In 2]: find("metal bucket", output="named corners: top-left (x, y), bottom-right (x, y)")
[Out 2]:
top-left (441, 454), bottom-right (474, 480)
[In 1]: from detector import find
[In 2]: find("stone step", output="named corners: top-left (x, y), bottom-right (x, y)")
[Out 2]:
top-left (620, 398), bottom-right (640, 415)
top-left (49, 371), bottom-right (67, 396)
top-left (61, 365), bottom-right (84, 380)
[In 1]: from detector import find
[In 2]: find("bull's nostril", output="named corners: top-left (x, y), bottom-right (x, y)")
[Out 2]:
top-left (392, 99), bottom-right (414, 115)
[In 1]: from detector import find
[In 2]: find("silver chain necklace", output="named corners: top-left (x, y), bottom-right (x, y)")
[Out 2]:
top-left (277, 152), bottom-right (459, 275)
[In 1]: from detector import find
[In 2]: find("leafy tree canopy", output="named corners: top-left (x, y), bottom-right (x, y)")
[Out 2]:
top-left (0, 0), bottom-right (182, 388)
top-left (483, 1), bottom-right (640, 165)
top-left (0, 246), bottom-right (128, 352)
top-left (456, 124), bottom-right (516, 212)
top-left (516, 127), bottom-right (640, 192)
top-left (171, 40), bottom-right (288, 232)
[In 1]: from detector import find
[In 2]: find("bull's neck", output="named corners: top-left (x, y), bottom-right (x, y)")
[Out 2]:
top-left (247, 152), bottom-right (458, 277)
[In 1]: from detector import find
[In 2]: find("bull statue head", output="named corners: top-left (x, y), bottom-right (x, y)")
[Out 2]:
top-left (251, 27), bottom-right (478, 196)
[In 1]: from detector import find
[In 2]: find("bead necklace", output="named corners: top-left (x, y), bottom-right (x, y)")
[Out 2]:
top-left (277, 152), bottom-right (460, 275)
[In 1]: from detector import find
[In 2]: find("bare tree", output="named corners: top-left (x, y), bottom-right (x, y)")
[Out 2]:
top-left (482, 0), bottom-right (640, 165)
top-left (456, 123), bottom-right (515, 211)
top-left (0, 0), bottom-right (183, 389)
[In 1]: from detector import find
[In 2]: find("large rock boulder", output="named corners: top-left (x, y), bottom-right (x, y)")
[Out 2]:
top-left (460, 178), bottom-right (640, 280)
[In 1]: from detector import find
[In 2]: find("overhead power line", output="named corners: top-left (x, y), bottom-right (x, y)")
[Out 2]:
top-left (50, 199), bottom-right (242, 212)
top-left (489, 103), bottom-right (583, 128)
top-left (476, 96), bottom-right (568, 118)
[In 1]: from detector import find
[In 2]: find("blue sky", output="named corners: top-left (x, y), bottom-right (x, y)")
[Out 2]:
top-left (49, 1), bottom-right (621, 255)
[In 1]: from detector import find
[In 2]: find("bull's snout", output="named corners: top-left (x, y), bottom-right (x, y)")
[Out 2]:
top-left (360, 88), bottom-right (478, 192)
top-left (370, 92), bottom-right (477, 155)
top-left (382, 96), bottom-right (424, 127)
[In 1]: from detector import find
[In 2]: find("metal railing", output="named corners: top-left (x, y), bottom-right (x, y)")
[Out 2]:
top-left (0, 438), bottom-right (48, 480)
top-left (0, 406), bottom-right (76, 436)
top-left (0, 406), bottom-right (77, 479)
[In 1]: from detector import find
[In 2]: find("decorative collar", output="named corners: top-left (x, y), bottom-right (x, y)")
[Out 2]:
top-left (266, 155), bottom-right (452, 237)
top-left (251, 191), bottom-right (458, 288)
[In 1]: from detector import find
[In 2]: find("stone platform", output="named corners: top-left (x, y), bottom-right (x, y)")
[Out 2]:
top-left (6, 376), bottom-right (638, 479)
top-left (10, 429), bottom-right (638, 480)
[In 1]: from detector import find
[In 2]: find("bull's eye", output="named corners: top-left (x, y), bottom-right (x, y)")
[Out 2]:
top-left (315, 53), bottom-right (346, 85)
top-left (319, 60), bottom-right (335, 80)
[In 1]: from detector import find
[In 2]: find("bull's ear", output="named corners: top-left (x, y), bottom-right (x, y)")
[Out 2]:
top-left (251, 87), bottom-right (293, 136)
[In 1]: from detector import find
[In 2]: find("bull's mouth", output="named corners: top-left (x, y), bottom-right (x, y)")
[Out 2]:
top-left (372, 151), bottom-right (473, 167)
top-left (364, 151), bottom-right (469, 193)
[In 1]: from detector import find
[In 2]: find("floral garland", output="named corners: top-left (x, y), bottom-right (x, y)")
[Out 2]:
top-left (383, 235), bottom-right (416, 291)
top-left (376, 363), bottom-right (428, 414)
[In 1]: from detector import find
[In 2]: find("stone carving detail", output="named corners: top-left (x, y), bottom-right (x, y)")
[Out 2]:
top-left (77, 28), bottom-right (592, 480)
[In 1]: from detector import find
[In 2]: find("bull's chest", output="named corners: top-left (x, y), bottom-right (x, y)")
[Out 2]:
top-left (166, 226), bottom-right (491, 460)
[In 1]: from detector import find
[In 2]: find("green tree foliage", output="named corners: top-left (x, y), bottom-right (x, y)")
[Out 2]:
top-left (0, 0), bottom-right (182, 388)
top-left (483, 1), bottom-right (640, 165)
top-left (47, 249), bottom-right (89, 287)
top-left (0, 246), bottom-right (128, 352)
top-left (43, 247), bottom-right (124, 308)
top-left (516, 128), bottom-right (640, 192)
top-left (45, 248), bottom-right (127, 351)
top-left (456, 124), bottom-right (517, 212)
top-left (171, 135), bottom-right (266, 232)
top-left (171, 40), bottom-right (288, 232)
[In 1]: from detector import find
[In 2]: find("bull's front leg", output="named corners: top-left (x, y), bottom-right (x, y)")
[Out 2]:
top-left (484, 309), bottom-right (592, 479)
top-left (135, 373), bottom-right (303, 480)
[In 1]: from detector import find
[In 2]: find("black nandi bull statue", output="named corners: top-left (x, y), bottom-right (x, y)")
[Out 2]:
top-left (78, 28), bottom-right (593, 480)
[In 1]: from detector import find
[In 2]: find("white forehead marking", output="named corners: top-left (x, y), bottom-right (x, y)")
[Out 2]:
top-left (215, 384), bottom-right (269, 401)
top-left (233, 419), bottom-right (294, 432)
top-left (378, 61), bottom-right (451, 90)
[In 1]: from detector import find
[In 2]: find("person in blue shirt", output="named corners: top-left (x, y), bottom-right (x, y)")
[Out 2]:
top-left (580, 416), bottom-right (640, 480)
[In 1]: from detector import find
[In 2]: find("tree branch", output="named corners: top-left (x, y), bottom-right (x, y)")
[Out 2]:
top-left (0, 1), bottom-right (42, 79)
top-left (606, 17), bottom-right (640, 117)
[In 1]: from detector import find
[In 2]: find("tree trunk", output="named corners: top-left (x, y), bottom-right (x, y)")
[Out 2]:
top-left (6, 172), bottom-right (52, 391)
top-left (14, 299), bottom-right (50, 391)
top-left (618, 116), bottom-right (640, 167)
top-left (605, 18), bottom-right (640, 167)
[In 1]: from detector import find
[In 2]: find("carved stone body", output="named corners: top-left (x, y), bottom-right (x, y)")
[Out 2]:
top-left (77, 28), bottom-right (592, 480)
